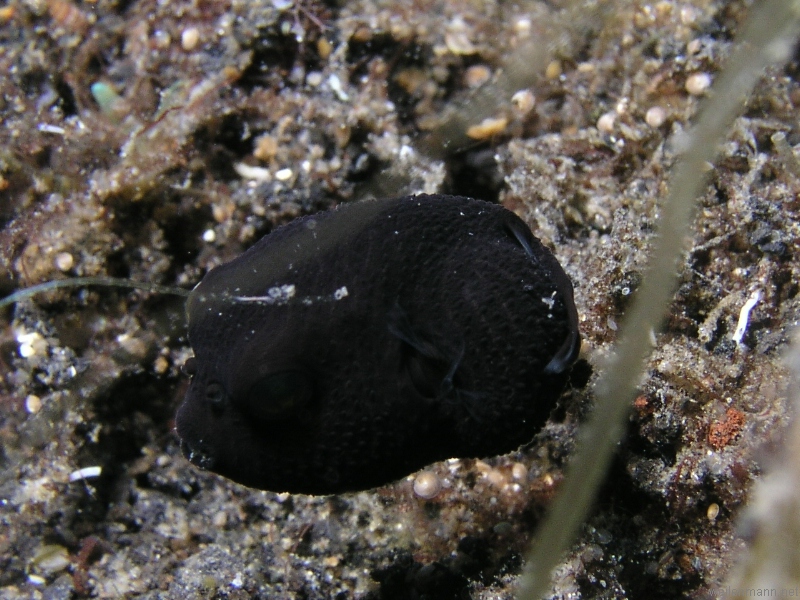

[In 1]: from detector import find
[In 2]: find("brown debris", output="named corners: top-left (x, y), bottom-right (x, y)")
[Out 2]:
top-left (708, 408), bottom-right (747, 450)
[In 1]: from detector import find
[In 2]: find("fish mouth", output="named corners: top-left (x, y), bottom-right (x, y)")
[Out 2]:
top-left (179, 437), bottom-right (216, 470)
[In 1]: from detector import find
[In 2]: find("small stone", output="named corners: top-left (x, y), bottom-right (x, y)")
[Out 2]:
top-left (445, 30), bottom-right (477, 55)
top-left (485, 468), bottom-right (507, 488)
top-left (654, 1), bottom-right (672, 19)
top-left (116, 333), bottom-right (148, 361)
top-left (327, 74), bottom-right (349, 101)
top-left (511, 462), bottom-right (528, 481)
top-left (152, 29), bottom-right (171, 49)
top-left (633, 5), bottom-right (655, 28)
top-left (333, 123), bottom-right (350, 147)
top-left (212, 202), bottom-right (235, 223)
top-left (474, 460), bottom-right (492, 475)
top-left (153, 355), bottom-right (169, 374)
top-left (0, 6), bottom-right (16, 22)
top-left (493, 521), bottom-right (513, 535)
top-left (275, 168), bottom-right (293, 181)
top-left (254, 135), bottom-right (279, 162)
top-left (317, 38), bottom-right (332, 60)
top-left (597, 111), bottom-right (616, 133)
top-left (645, 106), bottom-right (667, 128)
top-left (306, 71), bottom-right (323, 87)
top-left (323, 556), bottom-right (341, 567)
top-left (69, 466), bottom-right (102, 482)
top-left (202, 229), bottom-right (216, 243)
top-left (181, 27), bottom-right (200, 51)
top-left (511, 90), bottom-right (535, 114)
top-left (25, 394), bottom-right (42, 414)
top-left (54, 251), bottom-right (74, 272)
top-left (514, 17), bottom-right (531, 34)
top-left (234, 163), bottom-right (272, 181)
top-left (464, 64), bottom-right (492, 88)
top-left (466, 116), bottom-right (508, 140)
top-left (413, 471), bottom-right (442, 499)
top-left (595, 528), bottom-right (613, 544)
top-left (17, 331), bottom-right (46, 358)
top-left (393, 68), bottom-right (426, 94)
top-left (30, 544), bottom-right (71, 575)
top-left (685, 72), bottom-right (711, 96)
top-left (212, 511), bottom-right (227, 528)
top-left (350, 26), bottom-right (371, 43)
top-left (545, 60), bottom-right (562, 80)
top-left (680, 6), bottom-right (699, 25)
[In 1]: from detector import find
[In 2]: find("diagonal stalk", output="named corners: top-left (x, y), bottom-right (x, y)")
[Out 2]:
top-left (516, 1), bottom-right (800, 597)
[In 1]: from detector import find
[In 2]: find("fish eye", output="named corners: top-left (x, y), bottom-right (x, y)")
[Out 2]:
top-left (182, 357), bottom-right (197, 377)
top-left (205, 381), bottom-right (227, 412)
top-left (241, 370), bottom-right (313, 421)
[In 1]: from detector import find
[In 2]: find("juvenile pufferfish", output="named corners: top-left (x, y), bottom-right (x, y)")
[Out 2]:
top-left (175, 194), bottom-right (579, 495)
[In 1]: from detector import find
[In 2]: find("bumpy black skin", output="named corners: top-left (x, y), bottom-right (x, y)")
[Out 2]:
top-left (175, 194), bottom-right (579, 495)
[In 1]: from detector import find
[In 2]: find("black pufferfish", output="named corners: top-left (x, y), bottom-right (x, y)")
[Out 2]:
top-left (175, 194), bottom-right (580, 495)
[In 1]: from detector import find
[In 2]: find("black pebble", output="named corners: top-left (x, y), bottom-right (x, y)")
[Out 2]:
top-left (175, 194), bottom-right (579, 494)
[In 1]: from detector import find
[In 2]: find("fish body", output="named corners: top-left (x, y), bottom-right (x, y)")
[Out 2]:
top-left (175, 194), bottom-right (579, 494)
